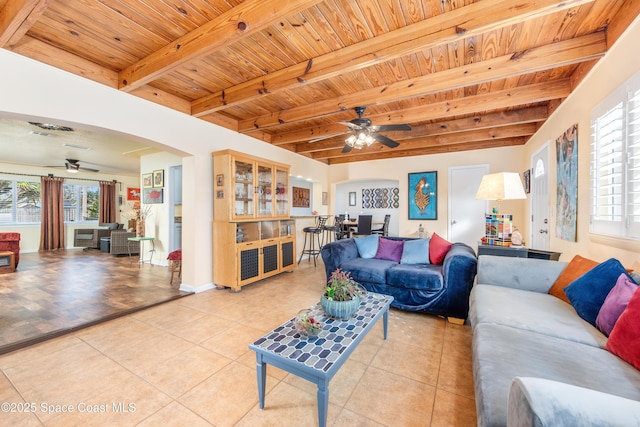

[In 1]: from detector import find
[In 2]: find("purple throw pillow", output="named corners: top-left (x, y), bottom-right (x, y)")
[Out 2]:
top-left (596, 273), bottom-right (638, 336)
top-left (374, 238), bottom-right (404, 263)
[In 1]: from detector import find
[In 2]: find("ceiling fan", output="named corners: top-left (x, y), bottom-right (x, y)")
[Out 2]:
top-left (338, 106), bottom-right (411, 153)
top-left (46, 158), bottom-right (100, 173)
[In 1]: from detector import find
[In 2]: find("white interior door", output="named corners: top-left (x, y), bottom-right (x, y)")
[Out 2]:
top-left (531, 144), bottom-right (550, 249)
top-left (449, 165), bottom-right (489, 251)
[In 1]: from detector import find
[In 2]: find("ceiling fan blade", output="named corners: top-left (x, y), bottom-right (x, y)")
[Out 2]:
top-left (372, 133), bottom-right (400, 148)
top-left (79, 166), bottom-right (100, 173)
top-left (337, 121), bottom-right (363, 131)
top-left (371, 124), bottom-right (412, 132)
top-left (342, 144), bottom-right (353, 153)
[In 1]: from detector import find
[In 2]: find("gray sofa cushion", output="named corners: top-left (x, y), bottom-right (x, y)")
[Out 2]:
top-left (469, 284), bottom-right (607, 349)
top-left (340, 257), bottom-right (396, 284)
top-left (386, 264), bottom-right (443, 292)
top-left (509, 377), bottom-right (640, 427)
top-left (473, 323), bottom-right (640, 427)
top-left (477, 255), bottom-right (567, 293)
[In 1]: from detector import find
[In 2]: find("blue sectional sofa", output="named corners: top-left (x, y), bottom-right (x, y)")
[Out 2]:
top-left (319, 236), bottom-right (477, 319)
top-left (470, 255), bottom-right (640, 427)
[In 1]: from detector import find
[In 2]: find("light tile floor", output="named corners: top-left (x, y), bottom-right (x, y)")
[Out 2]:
top-left (0, 261), bottom-right (476, 426)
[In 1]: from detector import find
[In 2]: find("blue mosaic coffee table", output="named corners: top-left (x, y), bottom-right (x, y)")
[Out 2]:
top-left (249, 292), bottom-right (394, 427)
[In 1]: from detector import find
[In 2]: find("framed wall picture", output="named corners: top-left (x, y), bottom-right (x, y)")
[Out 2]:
top-left (216, 190), bottom-right (224, 199)
top-left (153, 169), bottom-right (164, 188)
top-left (127, 187), bottom-right (140, 201)
top-left (292, 186), bottom-right (310, 207)
top-left (142, 173), bottom-right (153, 188)
top-left (216, 174), bottom-right (224, 186)
top-left (143, 188), bottom-right (163, 204)
top-left (322, 191), bottom-right (328, 205)
top-left (408, 171), bottom-right (437, 220)
top-left (349, 192), bottom-right (356, 206)
top-left (523, 169), bottom-right (531, 194)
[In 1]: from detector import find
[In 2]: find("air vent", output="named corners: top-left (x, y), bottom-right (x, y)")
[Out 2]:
top-left (62, 143), bottom-right (90, 150)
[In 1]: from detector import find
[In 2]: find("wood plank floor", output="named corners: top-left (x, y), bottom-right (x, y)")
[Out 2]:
top-left (0, 249), bottom-right (190, 355)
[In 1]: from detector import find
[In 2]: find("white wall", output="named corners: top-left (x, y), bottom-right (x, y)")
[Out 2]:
top-left (328, 146), bottom-right (527, 240)
top-left (0, 49), bottom-right (329, 291)
top-left (523, 15), bottom-right (640, 266)
top-left (335, 179), bottom-right (399, 236)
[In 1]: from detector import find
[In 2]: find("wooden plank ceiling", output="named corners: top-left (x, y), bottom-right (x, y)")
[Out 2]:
top-left (2, 0), bottom-right (639, 164)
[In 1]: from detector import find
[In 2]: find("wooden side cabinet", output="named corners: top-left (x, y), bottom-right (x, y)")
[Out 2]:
top-left (213, 149), bottom-right (290, 221)
top-left (212, 218), bottom-right (296, 291)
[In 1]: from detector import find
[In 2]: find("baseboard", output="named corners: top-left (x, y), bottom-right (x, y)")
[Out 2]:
top-left (179, 282), bottom-right (216, 293)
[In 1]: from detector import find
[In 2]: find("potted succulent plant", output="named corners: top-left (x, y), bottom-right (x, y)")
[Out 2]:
top-left (321, 268), bottom-right (366, 320)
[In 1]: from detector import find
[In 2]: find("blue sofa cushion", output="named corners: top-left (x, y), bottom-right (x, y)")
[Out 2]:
top-left (400, 238), bottom-right (430, 265)
top-left (354, 234), bottom-right (379, 258)
top-left (564, 258), bottom-right (631, 326)
top-left (386, 264), bottom-right (444, 292)
top-left (340, 257), bottom-right (395, 284)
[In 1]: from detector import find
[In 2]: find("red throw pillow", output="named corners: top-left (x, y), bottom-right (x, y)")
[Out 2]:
top-left (429, 232), bottom-right (452, 265)
top-left (606, 285), bottom-right (640, 370)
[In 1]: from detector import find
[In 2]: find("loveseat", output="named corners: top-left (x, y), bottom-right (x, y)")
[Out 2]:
top-left (470, 255), bottom-right (640, 427)
top-left (320, 234), bottom-right (477, 319)
top-left (0, 232), bottom-right (20, 267)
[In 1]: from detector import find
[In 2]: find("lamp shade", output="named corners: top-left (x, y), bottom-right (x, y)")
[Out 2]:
top-left (475, 172), bottom-right (526, 201)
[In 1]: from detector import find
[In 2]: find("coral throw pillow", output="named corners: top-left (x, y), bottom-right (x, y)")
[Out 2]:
top-left (429, 233), bottom-right (452, 265)
top-left (596, 274), bottom-right (638, 336)
top-left (606, 285), bottom-right (640, 370)
top-left (548, 255), bottom-right (598, 303)
top-left (374, 238), bottom-right (405, 263)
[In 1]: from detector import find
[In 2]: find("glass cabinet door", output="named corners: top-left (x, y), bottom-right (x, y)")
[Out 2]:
top-left (234, 159), bottom-right (254, 218)
top-left (275, 167), bottom-right (289, 216)
top-left (257, 163), bottom-right (273, 216)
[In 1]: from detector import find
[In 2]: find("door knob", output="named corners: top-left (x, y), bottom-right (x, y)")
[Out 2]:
top-left (539, 229), bottom-right (548, 234)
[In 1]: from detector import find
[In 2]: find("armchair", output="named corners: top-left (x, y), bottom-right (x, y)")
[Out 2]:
top-left (110, 231), bottom-right (139, 256)
top-left (0, 232), bottom-right (20, 267)
top-left (73, 223), bottom-right (123, 250)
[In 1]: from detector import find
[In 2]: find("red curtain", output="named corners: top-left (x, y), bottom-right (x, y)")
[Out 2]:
top-left (40, 176), bottom-right (65, 251)
top-left (99, 180), bottom-right (117, 223)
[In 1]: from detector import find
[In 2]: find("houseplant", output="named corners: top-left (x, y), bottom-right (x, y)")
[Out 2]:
top-left (321, 268), bottom-right (366, 320)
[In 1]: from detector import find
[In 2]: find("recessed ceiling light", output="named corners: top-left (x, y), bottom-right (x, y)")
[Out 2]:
top-left (62, 143), bottom-right (90, 150)
top-left (29, 130), bottom-right (57, 137)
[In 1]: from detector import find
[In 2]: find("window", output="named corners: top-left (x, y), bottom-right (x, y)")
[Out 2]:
top-left (0, 179), bottom-right (42, 224)
top-left (64, 183), bottom-right (100, 222)
top-left (0, 178), bottom-right (100, 224)
top-left (590, 70), bottom-right (640, 238)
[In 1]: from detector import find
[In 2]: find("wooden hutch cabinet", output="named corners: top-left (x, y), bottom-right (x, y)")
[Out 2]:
top-left (212, 150), bottom-right (295, 291)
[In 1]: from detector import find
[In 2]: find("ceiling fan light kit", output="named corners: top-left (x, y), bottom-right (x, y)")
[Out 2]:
top-left (65, 161), bottom-right (79, 173)
top-left (341, 106), bottom-right (411, 152)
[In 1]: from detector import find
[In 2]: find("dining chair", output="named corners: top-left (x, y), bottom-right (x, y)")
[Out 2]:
top-left (351, 215), bottom-right (372, 238)
top-left (372, 214), bottom-right (391, 236)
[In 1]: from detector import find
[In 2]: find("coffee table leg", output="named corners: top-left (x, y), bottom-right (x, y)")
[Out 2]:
top-left (255, 354), bottom-right (266, 409)
top-left (317, 379), bottom-right (328, 427)
top-left (383, 308), bottom-right (389, 340)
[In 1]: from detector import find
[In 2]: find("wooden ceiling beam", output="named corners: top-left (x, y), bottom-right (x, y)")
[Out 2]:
top-left (295, 109), bottom-right (547, 153)
top-left (272, 106), bottom-right (549, 145)
top-left (118, 0), bottom-right (324, 92)
top-left (311, 124), bottom-right (536, 159)
top-left (238, 33), bottom-right (605, 132)
top-left (326, 138), bottom-right (528, 165)
top-left (192, 0), bottom-right (595, 117)
top-left (0, 0), bottom-right (50, 48)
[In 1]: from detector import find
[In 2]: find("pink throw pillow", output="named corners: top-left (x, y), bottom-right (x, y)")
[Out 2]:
top-left (596, 273), bottom-right (638, 336)
top-left (429, 232), bottom-right (452, 265)
top-left (606, 285), bottom-right (640, 370)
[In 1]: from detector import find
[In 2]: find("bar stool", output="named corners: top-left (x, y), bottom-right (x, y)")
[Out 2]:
top-left (297, 216), bottom-right (327, 267)
top-left (167, 249), bottom-right (182, 285)
top-left (323, 215), bottom-right (344, 244)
